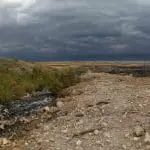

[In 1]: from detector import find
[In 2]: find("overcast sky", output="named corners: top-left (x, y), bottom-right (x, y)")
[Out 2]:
top-left (0, 0), bottom-right (150, 60)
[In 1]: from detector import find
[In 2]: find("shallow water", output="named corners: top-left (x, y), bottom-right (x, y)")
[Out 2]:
top-left (0, 92), bottom-right (54, 119)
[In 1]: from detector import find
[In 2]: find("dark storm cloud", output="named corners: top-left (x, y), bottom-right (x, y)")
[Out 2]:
top-left (0, 0), bottom-right (150, 60)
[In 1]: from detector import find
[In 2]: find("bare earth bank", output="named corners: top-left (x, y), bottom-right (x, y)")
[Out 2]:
top-left (3, 73), bottom-right (150, 150)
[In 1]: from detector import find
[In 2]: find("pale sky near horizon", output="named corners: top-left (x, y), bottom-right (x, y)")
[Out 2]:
top-left (0, 0), bottom-right (150, 60)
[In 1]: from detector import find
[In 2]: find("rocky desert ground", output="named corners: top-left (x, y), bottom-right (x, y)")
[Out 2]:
top-left (1, 72), bottom-right (150, 150)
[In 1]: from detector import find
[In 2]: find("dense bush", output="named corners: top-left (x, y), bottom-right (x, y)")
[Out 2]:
top-left (0, 65), bottom-right (81, 102)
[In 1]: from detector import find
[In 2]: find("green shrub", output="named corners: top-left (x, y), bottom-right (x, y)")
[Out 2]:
top-left (0, 64), bottom-right (81, 102)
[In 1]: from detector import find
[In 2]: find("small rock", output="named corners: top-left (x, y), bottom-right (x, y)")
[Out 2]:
top-left (19, 117), bottom-right (30, 123)
top-left (61, 129), bottom-right (68, 133)
top-left (94, 130), bottom-right (99, 135)
top-left (139, 104), bottom-right (143, 108)
top-left (89, 133), bottom-right (92, 136)
top-left (95, 141), bottom-right (104, 147)
top-left (124, 133), bottom-right (130, 138)
top-left (49, 138), bottom-right (55, 142)
top-left (122, 144), bottom-right (127, 149)
top-left (25, 142), bottom-right (29, 146)
top-left (101, 122), bottom-right (108, 128)
top-left (144, 132), bottom-right (150, 144)
top-left (102, 109), bottom-right (105, 114)
top-left (133, 137), bottom-right (140, 141)
top-left (134, 125), bottom-right (145, 137)
top-left (0, 138), bottom-right (10, 146)
top-left (43, 106), bottom-right (50, 112)
top-left (3, 109), bottom-right (9, 114)
top-left (75, 112), bottom-right (84, 117)
top-left (103, 132), bottom-right (111, 138)
top-left (114, 107), bottom-right (118, 110)
top-left (129, 74), bottom-right (133, 77)
top-left (96, 140), bottom-right (101, 145)
top-left (0, 124), bottom-right (4, 130)
top-left (56, 101), bottom-right (64, 108)
top-left (122, 112), bottom-right (128, 118)
top-left (106, 139), bottom-right (111, 143)
top-left (76, 140), bottom-right (82, 146)
top-left (44, 140), bottom-right (50, 143)
top-left (23, 93), bottom-right (30, 99)
top-left (76, 120), bottom-right (84, 125)
top-left (2, 138), bottom-right (9, 145)
top-left (42, 88), bottom-right (49, 92)
top-left (87, 104), bottom-right (93, 107)
top-left (65, 137), bottom-right (70, 141)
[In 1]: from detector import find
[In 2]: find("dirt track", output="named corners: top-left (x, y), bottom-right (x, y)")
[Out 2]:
top-left (3, 73), bottom-right (150, 150)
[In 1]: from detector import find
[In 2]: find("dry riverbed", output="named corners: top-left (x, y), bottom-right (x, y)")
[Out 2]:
top-left (1, 72), bottom-right (150, 150)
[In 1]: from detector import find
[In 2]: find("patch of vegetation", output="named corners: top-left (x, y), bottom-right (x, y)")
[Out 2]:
top-left (0, 59), bottom-right (81, 103)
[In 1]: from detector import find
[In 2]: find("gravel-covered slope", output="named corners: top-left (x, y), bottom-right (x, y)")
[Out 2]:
top-left (3, 73), bottom-right (150, 150)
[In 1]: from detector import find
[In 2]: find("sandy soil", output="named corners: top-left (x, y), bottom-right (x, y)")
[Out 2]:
top-left (2, 73), bottom-right (150, 150)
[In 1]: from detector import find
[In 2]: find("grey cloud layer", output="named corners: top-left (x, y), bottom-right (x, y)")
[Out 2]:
top-left (0, 0), bottom-right (150, 60)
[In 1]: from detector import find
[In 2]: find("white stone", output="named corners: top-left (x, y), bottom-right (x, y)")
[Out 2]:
top-left (122, 144), bottom-right (127, 149)
top-left (134, 125), bottom-right (145, 137)
top-left (101, 122), bottom-right (108, 127)
top-left (43, 106), bottom-right (50, 112)
top-left (56, 101), bottom-right (64, 108)
top-left (76, 140), bottom-right (82, 146)
top-left (139, 104), bottom-right (143, 108)
top-left (94, 130), bottom-right (99, 135)
top-left (144, 132), bottom-right (150, 144)
top-left (133, 137), bottom-right (140, 141)
top-left (104, 132), bottom-right (111, 138)
top-left (0, 138), bottom-right (10, 145)
top-left (0, 124), bottom-right (4, 130)
top-left (124, 133), bottom-right (130, 138)
top-left (61, 129), bottom-right (68, 133)
top-left (96, 140), bottom-right (101, 145)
